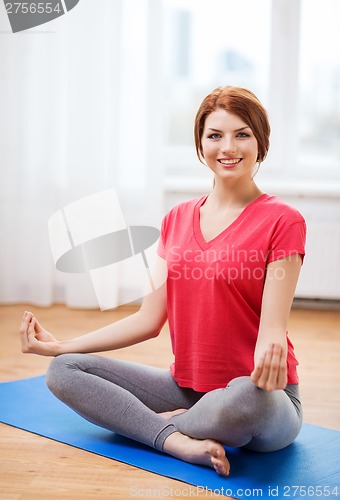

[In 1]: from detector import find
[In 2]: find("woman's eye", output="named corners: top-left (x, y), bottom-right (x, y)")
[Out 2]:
top-left (208, 133), bottom-right (221, 139)
top-left (237, 132), bottom-right (250, 138)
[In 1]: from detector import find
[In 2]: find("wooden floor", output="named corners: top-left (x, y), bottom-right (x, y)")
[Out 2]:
top-left (0, 304), bottom-right (339, 499)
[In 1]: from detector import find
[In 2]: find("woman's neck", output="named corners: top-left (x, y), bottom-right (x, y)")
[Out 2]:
top-left (208, 178), bottom-right (263, 209)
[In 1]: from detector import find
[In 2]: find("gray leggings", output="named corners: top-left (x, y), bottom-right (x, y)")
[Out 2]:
top-left (46, 354), bottom-right (302, 453)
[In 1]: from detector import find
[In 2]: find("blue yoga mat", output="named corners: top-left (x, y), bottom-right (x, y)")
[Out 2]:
top-left (0, 375), bottom-right (339, 499)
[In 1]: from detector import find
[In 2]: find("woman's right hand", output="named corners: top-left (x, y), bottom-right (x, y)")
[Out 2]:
top-left (20, 311), bottom-right (60, 356)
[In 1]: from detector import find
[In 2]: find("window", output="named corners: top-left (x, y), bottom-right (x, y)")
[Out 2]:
top-left (162, 0), bottom-right (340, 185)
top-left (298, 0), bottom-right (340, 177)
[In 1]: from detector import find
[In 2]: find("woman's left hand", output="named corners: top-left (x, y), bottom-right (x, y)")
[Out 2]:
top-left (251, 343), bottom-right (287, 392)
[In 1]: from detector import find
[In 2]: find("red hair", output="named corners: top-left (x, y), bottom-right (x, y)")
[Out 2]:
top-left (194, 86), bottom-right (270, 163)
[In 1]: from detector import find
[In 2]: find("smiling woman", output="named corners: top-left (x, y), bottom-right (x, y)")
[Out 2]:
top-left (192, 87), bottom-right (270, 192)
top-left (195, 87), bottom-right (270, 166)
top-left (20, 86), bottom-right (307, 478)
top-left (201, 110), bottom-right (258, 181)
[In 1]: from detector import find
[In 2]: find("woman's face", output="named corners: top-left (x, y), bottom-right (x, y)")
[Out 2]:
top-left (201, 108), bottom-right (259, 181)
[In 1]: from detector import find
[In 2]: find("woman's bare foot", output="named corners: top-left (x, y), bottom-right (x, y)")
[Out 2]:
top-left (163, 432), bottom-right (230, 476)
top-left (158, 408), bottom-right (187, 420)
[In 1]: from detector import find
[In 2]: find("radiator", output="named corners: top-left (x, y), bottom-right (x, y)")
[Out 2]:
top-left (296, 222), bottom-right (340, 300)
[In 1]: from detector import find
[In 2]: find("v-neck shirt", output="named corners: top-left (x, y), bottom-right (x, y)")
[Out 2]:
top-left (158, 193), bottom-right (306, 392)
top-left (194, 193), bottom-right (267, 249)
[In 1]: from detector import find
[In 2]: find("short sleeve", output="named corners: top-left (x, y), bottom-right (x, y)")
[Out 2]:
top-left (267, 220), bottom-right (307, 264)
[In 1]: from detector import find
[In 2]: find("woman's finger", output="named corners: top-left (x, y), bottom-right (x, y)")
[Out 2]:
top-left (251, 353), bottom-right (265, 383)
top-left (256, 345), bottom-right (273, 389)
top-left (19, 312), bottom-right (33, 350)
top-left (276, 347), bottom-right (288, 389)
top-left (20, 311), bottom-right (29, 332)
top-left (33, 317), bottom-right (44, 334)
top-left (27, 318), bottom-right (37, 346)
top-left (265, 343), bottom-right (282, 391)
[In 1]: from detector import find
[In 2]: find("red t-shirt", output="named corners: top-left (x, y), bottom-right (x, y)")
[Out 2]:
top-left (158, 193), bottom-right (306, 392)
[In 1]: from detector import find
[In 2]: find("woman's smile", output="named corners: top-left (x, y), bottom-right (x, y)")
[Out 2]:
top-left (217, 158), bottom-right (243, 168)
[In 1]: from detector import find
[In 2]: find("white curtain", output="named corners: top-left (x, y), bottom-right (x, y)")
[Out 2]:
top-left (0, 0), bottom-right (165, 308)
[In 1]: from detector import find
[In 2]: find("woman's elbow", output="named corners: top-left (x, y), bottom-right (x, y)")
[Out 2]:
top-left (135, 309), bottom-right (167, 341)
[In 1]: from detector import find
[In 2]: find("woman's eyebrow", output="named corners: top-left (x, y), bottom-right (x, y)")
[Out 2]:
top-left (206, 126), bottom-right (251, 133)
top-left (207, 128), bottom-right (223, 132)
top-left (235, 126), bottom-right (251, 132)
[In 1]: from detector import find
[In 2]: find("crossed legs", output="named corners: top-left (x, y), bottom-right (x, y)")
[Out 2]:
top-left (168, 376), bottom-right (302, 452)
top-left (46, 354), bottom-right (302, 475)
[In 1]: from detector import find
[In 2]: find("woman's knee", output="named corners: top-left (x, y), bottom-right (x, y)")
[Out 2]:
top-left (227, 376), bottom-right (258, 393)
top-left (227, 377), bottom-right (302, 450)
top-left (194, 377), bottom-right (263, 427)
top-left (225, 376), bottom-right (277, 419)
top-left (45, 353), bottom-right (80, 396)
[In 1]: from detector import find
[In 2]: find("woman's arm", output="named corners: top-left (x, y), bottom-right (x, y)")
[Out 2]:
top-left (251, 254), bottom-right (302, 392)
top-left (20, 257), bottom-right (168, 357)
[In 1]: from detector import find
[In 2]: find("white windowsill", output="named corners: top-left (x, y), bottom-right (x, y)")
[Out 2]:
top-left (164, 176), bottom-right (340, 198)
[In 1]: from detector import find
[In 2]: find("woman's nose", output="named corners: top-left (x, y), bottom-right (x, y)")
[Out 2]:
top-left (220, 136), bottom-right (237, 154)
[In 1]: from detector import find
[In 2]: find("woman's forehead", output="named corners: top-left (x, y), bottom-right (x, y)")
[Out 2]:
top-left (204, 109), bottom-right (249, 131)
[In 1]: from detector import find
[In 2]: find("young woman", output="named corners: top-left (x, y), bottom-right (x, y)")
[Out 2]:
top-left (20, 86), bottom-right (306, 477)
